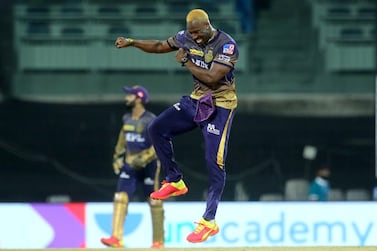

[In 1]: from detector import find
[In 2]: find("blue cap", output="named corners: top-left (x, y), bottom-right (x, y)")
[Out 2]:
top-left (123, 85), bottom-right (149, 104)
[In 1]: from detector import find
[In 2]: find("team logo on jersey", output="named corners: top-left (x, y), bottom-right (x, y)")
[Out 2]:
top-left (190, 48), bottom-right (204, 57)
top-left (136, 123), bottom-right (144, 133)
top-left (207, 123), bottom-right (220, 135)
top-left (204, 50), bottom-right (213, 63)
top-left (123, 124), bottom-right (135, 131)
top-left (193, 59), bottom-right (209, 69)
top-left (144, 177), bottom-right (154, 185)
top-left (218, 54), bottom-right (231, 62)
top-left (126, 133), bottom-right (145, 142)
top-left (173, 102), bottom-right (181, 111)
top-left (223, 44), bottom-right (235, 54)
top-left (120, 171), bottom-right (130, 179)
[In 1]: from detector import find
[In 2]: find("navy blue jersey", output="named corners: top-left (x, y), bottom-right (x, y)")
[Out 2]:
top-left (113, 110), bottom-right (156, 157)
top-left (114, 110), bottom-right (160, 198)
top-left (167, 29), bottom-right (238, 109)
top-left (122, 111), bottom-right (155, 153)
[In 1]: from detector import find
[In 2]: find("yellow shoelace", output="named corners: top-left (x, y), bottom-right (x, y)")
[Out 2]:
top-left (193, 222), bottom-right (207, 233)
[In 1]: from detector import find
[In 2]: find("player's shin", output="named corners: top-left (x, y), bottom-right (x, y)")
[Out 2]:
top-left (149, 198), bottom-right (165, 245)
top-left (112, 192), bottom-right (129, 240)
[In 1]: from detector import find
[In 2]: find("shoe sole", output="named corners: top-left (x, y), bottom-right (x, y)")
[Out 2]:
top-left (151, 244), bottom-right (165, 248)
top-left (186, 227), bottom-right (219, 243)
top-left (100, 239), bottom-right (124, 248)
top-left (101, 242), bottom-right (124, 248)
top-left (150, 187), bottom-right (188, 200)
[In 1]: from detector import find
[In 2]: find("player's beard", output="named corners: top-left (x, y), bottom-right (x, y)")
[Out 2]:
top-left (199, 26), bottom-right (213, 45)
top-left (125, 99), bottom-right (136, 109)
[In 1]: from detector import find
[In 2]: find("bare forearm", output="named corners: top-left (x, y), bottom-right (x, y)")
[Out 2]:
top-left (114, 130), bottom-right (126, 159)
top-left (175, 48), bottom-right (228, 86)
top-left (132, 39), bottom-right (171, 53)
top-left (115, 36), bottom-right (172, 53)
top-left (184, 61), bottom-right (218, 86)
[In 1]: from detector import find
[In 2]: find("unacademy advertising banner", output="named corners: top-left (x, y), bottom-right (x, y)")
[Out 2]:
top-left (0, 202), bottom-right (376, 248)
top-left (0, 203), bottom-right (85, 248)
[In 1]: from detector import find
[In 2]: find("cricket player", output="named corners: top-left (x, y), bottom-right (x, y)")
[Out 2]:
top-left (115, 9), bottom-right (238, 243)
top-left (101, 85), bottom-right (164, 248)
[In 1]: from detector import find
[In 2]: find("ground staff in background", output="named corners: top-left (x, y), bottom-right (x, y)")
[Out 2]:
top-left (308, 165), bottom-right (331, 201)
top-left (101, 85), bottom-right (164, 248)
top-left (115, 8), bottom-right (239, 243)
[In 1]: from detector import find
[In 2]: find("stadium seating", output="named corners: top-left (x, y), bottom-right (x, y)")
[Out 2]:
top-left (309, 0), bottom-right (376, 72)
top-left (345, 188), bottom-right (371, 201)
top-left (14, 1), bottom-right (244, 71)
top-left (27, 21), bottom-right (50, 35)
top-left (328, 188), bottom-right (345, 201)
top-left (259, 193), bottom-right (284, 201)
top-left (284, 178), bottom-right (310, 201)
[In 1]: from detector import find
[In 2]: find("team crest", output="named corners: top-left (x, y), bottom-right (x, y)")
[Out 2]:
top-left (205, 50), bottom-right (213, 63)
top-left (136, 123), bottom-right (144, 133)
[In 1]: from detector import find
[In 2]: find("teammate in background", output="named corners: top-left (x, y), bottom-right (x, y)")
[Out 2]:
top-left (115, 9), bottom-right (239, 243)
top-left (100, 85), bottom-right (164, 248)
top-left (308, 165), bottom-right (331, 201)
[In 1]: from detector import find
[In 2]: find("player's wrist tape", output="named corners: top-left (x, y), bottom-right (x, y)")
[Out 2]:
top-left (181, 56), bottom-right (189, 66)
top-left (126, 38), bottom-right (134, 46)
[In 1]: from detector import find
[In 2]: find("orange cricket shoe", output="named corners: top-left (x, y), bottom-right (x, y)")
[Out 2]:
top-left (150, 179), bottom-right (188, 200)
top-left (186, 218), bottom-right (219, 243)
top-left (151, 241), bottom-right (164, 248)
top-left (100, 236), bottom-right (124, 248)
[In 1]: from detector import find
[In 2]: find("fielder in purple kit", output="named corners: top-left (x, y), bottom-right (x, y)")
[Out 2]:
top-left (115, 8), bottom-right (238, 243)
top-left (101, 86), bottom-right (164, 249)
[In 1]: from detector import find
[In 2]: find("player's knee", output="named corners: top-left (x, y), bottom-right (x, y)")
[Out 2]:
top-left (149, 198), bottom-right (163, 208)
top-left (114, 192), bottom-right (129, 204)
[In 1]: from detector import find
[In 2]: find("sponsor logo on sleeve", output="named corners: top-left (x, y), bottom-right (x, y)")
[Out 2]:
top-left (218, 54), bottom-right (231, 62)
top-left (223, 44), bottom-right (235, 54)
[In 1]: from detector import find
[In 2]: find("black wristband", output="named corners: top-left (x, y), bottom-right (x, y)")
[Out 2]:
top-left (181, 56), bottom-right (189, 67)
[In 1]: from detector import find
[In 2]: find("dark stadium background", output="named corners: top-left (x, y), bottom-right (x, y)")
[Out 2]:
top-left (0, 100), bottom-right (373, 202)
top-left (0, 0), bottom-right (375, 202)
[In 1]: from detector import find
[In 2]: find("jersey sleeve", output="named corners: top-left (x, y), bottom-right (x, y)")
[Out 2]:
top-left (213, 42), bottom-right (239, 68)
top-left (167, 30), bottom-right (186, 50)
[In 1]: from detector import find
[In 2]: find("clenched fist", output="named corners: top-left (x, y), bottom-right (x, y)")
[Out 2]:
top-left (113, 157), bottom-right (124, 174)
top-left (175, 48), bottom-right (189, 65)
top-left (115, 37), bottom-right (134, 48)
top-left (130, 155), bottom-right (147, 169)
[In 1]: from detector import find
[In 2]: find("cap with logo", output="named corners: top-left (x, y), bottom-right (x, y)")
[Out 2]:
top-left (123, 85), bottom-right (149, 104)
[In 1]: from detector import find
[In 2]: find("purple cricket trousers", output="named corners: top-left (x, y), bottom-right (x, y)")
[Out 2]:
top-left (148, 96), bottom-right (236, 220)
